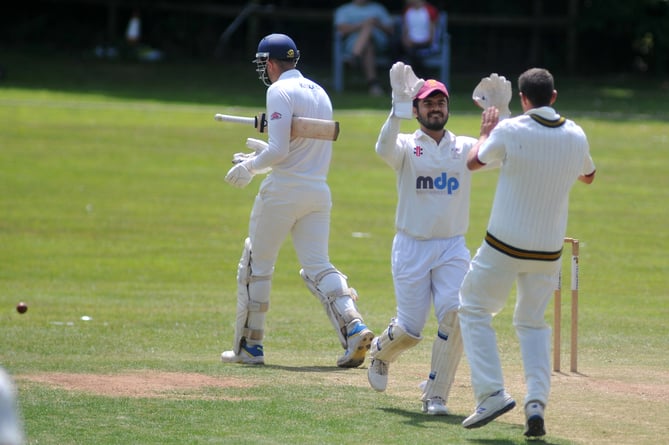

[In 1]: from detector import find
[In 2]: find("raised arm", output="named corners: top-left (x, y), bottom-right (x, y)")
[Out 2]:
top-left (467, 106), bottom-right (500, 171)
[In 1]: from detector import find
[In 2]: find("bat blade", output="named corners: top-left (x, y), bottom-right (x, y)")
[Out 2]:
top-left (290, 116), bottom-right (339, 141)
top-left (214, 113), bottom-right (339, 141)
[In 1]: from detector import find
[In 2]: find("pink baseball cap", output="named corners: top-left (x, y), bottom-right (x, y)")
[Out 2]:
top-left (416, 79), bottom-right (449, 99)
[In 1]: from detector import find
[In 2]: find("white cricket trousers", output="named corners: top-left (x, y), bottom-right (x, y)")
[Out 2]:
top-left (392, 232), bottom-right (470, 336)
top-left (248, 177), bottom-right (334, 279)
top-left (459, 242), bottom-right (560, 407)
top-left (242, 176), bottom-right (358, 340)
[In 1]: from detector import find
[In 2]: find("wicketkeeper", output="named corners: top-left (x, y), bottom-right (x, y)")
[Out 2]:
top-left (367, 62), bottom-right (505, 415)
top-left (221, 33), bottom-right (374, 368)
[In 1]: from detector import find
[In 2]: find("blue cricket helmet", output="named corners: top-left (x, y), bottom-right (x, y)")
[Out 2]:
top-left (253, 33), bottom-right (300, 86)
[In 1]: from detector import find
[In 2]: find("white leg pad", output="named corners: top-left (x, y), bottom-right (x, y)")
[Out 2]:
top-left (371, 318), bottom-right (422, 363)
top-left (421, 311), bottom-right (464, 403)
top-left (301, 268), bottom-right (362, 349)
top-left (233, 238), bottom-right (271, 354)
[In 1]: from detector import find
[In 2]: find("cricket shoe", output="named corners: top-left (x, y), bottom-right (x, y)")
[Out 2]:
top-left (336, 321), bottom-right (373, 368)
top-left (221, 343), bottom-right (264, 365)
top-left (422, 396), bottom-right (449, 416)
top-left (462, 389), bottom-right (516, 429)
top-left (367, 358), bottom-right (389, 391)
top-left (524, 400), bottom-right (546, 437)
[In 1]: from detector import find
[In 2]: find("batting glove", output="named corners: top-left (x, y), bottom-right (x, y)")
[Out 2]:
top-left (232, 151), bottom-right (254, 165)
top-left (245, 137), bottom-right (268, 153)
top-left (224, 161), bottom-right (254, 188)
top-left (472, 73), bottom-right (512, 119)
top-left (231, 138), bottom-right (272, 174)
top-left (390, 62), bottom-right (425, 119)
top-left (232, 138), bottom-right (268, 164)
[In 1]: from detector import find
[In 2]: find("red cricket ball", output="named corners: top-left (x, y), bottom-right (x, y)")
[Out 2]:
top-left (16, 302), bottom-right (28, 314)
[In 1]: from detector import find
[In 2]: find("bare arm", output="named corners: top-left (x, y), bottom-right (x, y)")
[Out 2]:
top-left (467, 107), bottom-right (500, 171)
top-left (578, 171), bottom-right (596, 184)
top-left (336, 22), bottom-right (361, 36)
top-left (337, 17), bottom-right (392, 37)
top-left (378, 18), bottom-right (395, 36)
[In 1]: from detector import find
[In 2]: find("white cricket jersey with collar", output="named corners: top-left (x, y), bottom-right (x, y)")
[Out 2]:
top-left (376, 114), bottom-right (477, 240)
top-left (249, 69), bottom-right (333, 185)
top-left (477, 106), bottom-right (596, 252)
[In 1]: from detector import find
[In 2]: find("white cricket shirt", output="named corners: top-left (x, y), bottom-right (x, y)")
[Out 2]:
top-left (477, 106), bottom-right (596, 251)
top-left (376, 114), bottom-right (478, 240)
top-left (249, 69), bottom-right (333, 184)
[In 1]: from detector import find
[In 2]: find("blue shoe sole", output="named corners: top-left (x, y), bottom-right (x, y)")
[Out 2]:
top-left (464, 400), bottom-right (516, 429)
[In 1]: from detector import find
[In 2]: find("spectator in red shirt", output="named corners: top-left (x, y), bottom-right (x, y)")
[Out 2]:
top-left (400, 0), bottom-right (439, 77)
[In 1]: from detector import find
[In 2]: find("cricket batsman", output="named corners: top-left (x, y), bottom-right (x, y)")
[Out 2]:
top-left (221, 33), bottom-right (374, 368)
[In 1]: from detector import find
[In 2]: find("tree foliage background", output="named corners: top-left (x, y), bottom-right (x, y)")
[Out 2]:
top-left (1, 0), bottom-right (668, 77)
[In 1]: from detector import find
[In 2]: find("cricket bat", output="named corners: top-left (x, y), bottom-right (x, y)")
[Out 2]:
top-left (214, 112), bottom-right (339, 141)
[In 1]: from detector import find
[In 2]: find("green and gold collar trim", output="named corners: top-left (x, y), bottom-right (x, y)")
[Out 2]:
top-left (529, 113), bottom-right (566, 128)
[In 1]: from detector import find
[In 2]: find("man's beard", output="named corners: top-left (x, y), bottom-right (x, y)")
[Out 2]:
top-left (418, 112), bottom-right (448, 131)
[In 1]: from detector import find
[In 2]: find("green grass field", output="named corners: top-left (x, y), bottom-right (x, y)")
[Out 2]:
top-left (1, 49), bottom-right (668, 444)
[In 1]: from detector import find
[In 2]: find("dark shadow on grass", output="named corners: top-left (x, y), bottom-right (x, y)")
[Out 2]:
top-left (464, 440), bottom-right (517, 445)
top-left (379, 408), bottom-right (566, 444)
top-left (464, 425), bottom-right (565, 445)
top-left (9, 48), bottom-right (668, 118)
top-left (379, 408), bottom-right (559, 445)
top-left (379, 406), bottom-right (465, 427)
top-left (263, 364), bottom-right (349, 373)
top-left (553, 371), bottom-right (589, 378)
top-left (0, 48), bottom-right (396, 110)
top-left (466, 438), bottom-right (563, 445)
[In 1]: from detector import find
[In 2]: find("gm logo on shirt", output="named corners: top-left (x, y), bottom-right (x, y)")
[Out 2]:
top-left (416, 172), bottom-right (459, 194)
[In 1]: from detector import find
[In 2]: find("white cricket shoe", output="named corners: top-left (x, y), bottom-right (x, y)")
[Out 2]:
top-left (337, 321), bottom-right (373, 368)
top-left (462, 389), bottom-right (516, 429)
top-left (524, 400), bottom-right (546, 437)
top-left (367, 358), bottom-right (389, 391)
top-left (422, 396), bottom-right (449, 416)
top-left (221, 343), bottom-right (264, 365)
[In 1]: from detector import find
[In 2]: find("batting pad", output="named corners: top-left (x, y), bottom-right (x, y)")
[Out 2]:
top-left (233, 238), bottom-right (271, 354)
top-left (301, 268), bottom-right (363, 349)
top-left (421, 311), bottom-right (464, 403)
top-left (371, 319), bottom-right (422, 363)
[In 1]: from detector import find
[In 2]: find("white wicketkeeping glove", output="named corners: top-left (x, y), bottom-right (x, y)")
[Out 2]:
top-left (472, 73), bottom-right (512, 119)
top-left (390, 61), bottom-right (425, 119)
top-left (231, 138), bottom-right (271, 174)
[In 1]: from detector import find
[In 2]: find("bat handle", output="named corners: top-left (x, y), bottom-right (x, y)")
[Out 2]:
top-left (255, 113), bottom-right (267, 133)
top-left (214, 114), bottom-right (255, 125)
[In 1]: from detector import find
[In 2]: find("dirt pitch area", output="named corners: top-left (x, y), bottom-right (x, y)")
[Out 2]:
top-left (17, 365), bottom-right (669, 444)
top-left (18, 371), bottom-right (252, 400)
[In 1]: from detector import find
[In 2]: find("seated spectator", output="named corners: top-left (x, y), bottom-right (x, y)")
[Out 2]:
top-left (400, 0), bottom-right (440, 78)
top-left (334, 0), bottom-right (395, 96)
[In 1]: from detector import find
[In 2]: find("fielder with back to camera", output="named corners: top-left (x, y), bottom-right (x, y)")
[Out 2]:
top-left (221, 33), bottom-right (374, 368)
top-left (459, 67), bottom-right (596, 437)
top-left (367, 62), bottom-right (504, 415)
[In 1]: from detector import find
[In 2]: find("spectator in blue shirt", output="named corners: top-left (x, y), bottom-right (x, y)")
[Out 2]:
top-left (335, 0), bottom-right (395, 96)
